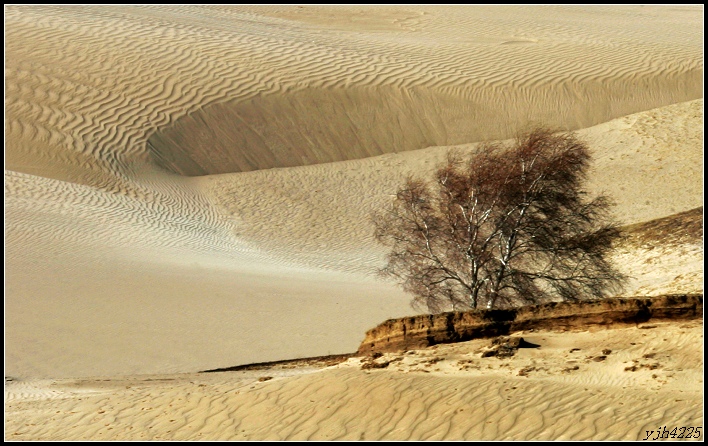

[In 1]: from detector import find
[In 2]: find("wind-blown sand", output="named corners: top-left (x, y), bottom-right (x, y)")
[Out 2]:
top-left (4, 5), bottom-right (703, 441)
top-left (5, 320), bottom-right (703, 440)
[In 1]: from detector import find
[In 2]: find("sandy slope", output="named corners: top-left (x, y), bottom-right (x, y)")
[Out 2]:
top-left (4, 5), bottom-right (704, 439)
top-left (5, 319), bottom-right (703, 440)
top-left (6, 5), bottom-right (702, 184)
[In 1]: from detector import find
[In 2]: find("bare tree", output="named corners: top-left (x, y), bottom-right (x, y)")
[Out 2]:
top-left (373, 127), bottom-right (626, 313)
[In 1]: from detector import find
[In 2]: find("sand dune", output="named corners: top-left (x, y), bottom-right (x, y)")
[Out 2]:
top-left (6, 5), bottom-right (702, 183)
top-left (4, 5), bottom-right (703, 440)
top-left (148, 5), bottom-right (703, 175)
top-left (5, 319), bottom-right (703, 440)
top-left (199, 99), bottom-right (703, 275)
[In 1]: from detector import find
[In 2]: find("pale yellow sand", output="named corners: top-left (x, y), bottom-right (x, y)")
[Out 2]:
top-left (4, 5), bottom-right (703, 440)
top-left (5, 320), bottom-right (703, 441)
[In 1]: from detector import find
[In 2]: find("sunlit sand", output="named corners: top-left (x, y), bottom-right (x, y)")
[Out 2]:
top-left (5, 5), bottom-right (703, 440)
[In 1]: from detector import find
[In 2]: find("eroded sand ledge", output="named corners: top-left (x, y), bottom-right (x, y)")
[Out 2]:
top-left (357, 295), bottom-right (703, 356)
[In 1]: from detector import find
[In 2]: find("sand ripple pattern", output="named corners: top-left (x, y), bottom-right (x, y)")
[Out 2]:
top-left (4, 170), bottom-right (262, 270)
top-left (5, 5), bottom-right (703, 181)
top-left (5, 357), bottom-right (703, 440)
top-left (5, 5), bottom-right (703, 271)
top-left (4, 305), bottom-right (702, 441)
top-left (145, 5), bottom-right (703, 175)
top-left (4, 5), bottom-right (703, 382)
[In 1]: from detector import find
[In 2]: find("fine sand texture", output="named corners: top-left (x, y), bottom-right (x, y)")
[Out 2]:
top-left (5, 319), bottom-right (703, 440)
top-left (4, 5), bottom-right (704, 440)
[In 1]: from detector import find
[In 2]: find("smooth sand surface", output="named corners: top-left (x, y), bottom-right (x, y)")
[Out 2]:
top-left (5, 5), bottom-right (703, 440)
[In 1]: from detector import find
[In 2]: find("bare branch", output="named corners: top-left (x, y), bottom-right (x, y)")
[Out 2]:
top-left (372, 126), bottom-right (626, 313)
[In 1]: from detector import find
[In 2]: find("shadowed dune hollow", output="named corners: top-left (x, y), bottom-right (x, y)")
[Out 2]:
top-left (147, 73), bottom-right (701, 175)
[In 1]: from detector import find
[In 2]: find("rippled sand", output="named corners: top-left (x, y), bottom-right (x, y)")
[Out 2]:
top-left (5, 320), bottom-right (703, 440)
top-left (4, 5), bottom-right (703, 440)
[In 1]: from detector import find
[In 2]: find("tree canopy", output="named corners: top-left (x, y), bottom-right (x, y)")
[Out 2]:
top-left (373, 128), bottom-right (626, 313)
